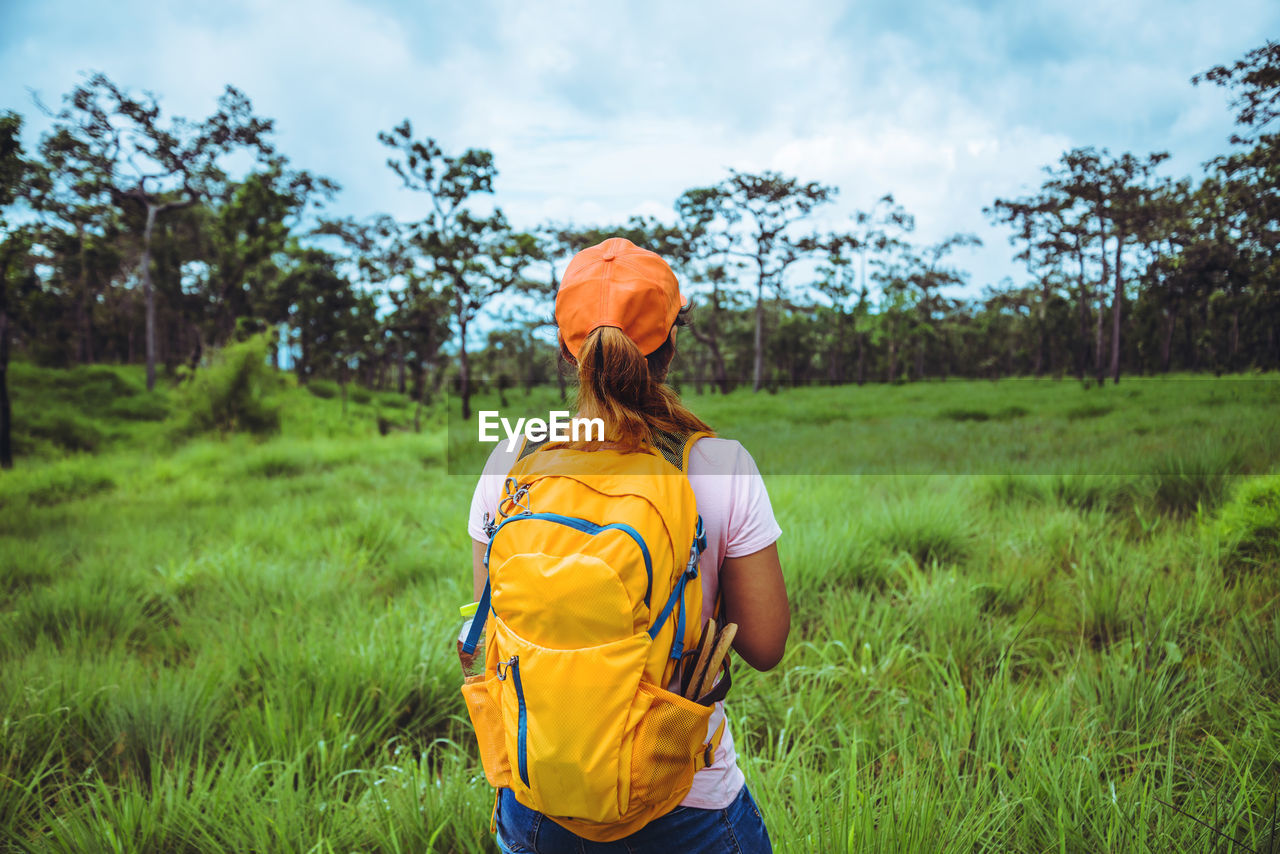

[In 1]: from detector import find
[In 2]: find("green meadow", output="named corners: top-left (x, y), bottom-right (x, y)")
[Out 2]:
top-left (3, 365), bottom-right (1280, 852)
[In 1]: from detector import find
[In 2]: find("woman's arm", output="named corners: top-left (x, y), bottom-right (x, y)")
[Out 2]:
top-left (472, 539), bottom-right (488, 600)
top-left (719, 543), bottom-right (790, 671)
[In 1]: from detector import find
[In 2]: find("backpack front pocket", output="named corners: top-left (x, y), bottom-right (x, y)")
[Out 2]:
top-left (493, 619), bottom-right (649, 823)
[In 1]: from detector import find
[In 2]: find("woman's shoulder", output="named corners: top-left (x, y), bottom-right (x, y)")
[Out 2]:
top-left (687, 436), bottom-right (765, 478)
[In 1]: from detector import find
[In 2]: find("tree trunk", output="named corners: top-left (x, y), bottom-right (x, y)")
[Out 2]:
top-left (141, 204), bottom-right (159, 391)
top-left (856, 332), bottom-right (866, 386)
top-left (1036, 277), bottom-right (1051, 377)
top-left (457, 304), bottom-right (472, 420)
top-left (1033, 306), bottom-right (1045, 378)
top-left (689, 323), bottom-right (731, 395)
top-left (0, 307), bottom-right (11, 469)
top-left (76, 224), bottom-right (93, 365)
top-left (828, 312), bottom-right (844, 384)
top-left (1094, 282), bottom-right (1107, 387)
top-left (188, 328), bottom-right (203, 374)
top-left (396, 338), bottom-right (406, 395)
top-left (1076, 247), bottom-right (1089, 381)
top-left (410, 352), bottom-right (423, 401)
top-left (1186, 305), bottom-right (1198, 370)
top-left (1160, 306), bottom-right (1175, 373)
top-left (1110, 234), bottom-right (1124, 384)
top-left (1230, 309), bottom-right (1240, 368)
top-left (887, 323), bottom-right (898, 383)
top-left (1202, 298), bottom-right (1216, 372)
top-left (752, 273), bottom-right (765, 393)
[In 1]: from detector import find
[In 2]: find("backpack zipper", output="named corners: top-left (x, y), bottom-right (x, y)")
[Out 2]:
top-left (487, 512), bottom-right (654, 607)
top-left (504, 656), bottom-right (530, 787)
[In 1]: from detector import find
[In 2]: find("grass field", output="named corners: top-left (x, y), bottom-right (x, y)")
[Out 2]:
top-left (2, 366), bottom-right (1279, 852)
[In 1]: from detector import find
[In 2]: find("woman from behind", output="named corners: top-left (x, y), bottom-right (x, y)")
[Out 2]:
top-left (467, 237), bottom-right (790, 853)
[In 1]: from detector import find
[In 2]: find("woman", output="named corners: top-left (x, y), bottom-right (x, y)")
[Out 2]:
top-left (466, 237), bottom-right (790, 853)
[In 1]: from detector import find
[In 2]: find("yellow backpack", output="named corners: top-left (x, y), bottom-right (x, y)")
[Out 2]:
top-left (460, 431), bottom-right (726, 841)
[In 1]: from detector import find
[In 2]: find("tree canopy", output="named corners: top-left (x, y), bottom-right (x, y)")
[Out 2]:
top-left (0, 44), bottom-right (1277, 453)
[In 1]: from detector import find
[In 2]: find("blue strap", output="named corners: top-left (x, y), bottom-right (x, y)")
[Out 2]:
top-left (649, 519), bottom-right (706, 660)
top-left (671, 574), bottom-right (690, 661)
top-left (461, 578), bottom-right (490, 655)
top-left (648, 572), bottom-right (685, 644)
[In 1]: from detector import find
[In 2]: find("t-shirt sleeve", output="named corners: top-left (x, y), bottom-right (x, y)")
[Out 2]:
top-left (467, 444), bottom-right (516, 542)
top-left (723, 443), bottom-right (783, 558)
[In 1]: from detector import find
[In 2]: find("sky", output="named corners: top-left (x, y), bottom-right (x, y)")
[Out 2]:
top-left (2, 0), bottom-right (1277, 311)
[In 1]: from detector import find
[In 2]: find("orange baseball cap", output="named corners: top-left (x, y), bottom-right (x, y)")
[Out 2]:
top-left (555, 237), bottom-right (686, 358)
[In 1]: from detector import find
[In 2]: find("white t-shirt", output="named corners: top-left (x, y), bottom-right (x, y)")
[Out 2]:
top-left (466, 436), bottom-right (783, 809)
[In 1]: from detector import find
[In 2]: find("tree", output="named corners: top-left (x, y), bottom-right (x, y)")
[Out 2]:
top-left (46, 73), bottom-right (276, 389)
top-left (987, 191), bottom-right (1081, 377)
top-left (32, 121), bottom-right (121, 366)
top-left (1037, 147), bottom-right (1169, 384)
top-left (689, 169), bottom-right (835, 391)
top-left (906, 233), bottom-right (981, 379)
top-left (1195, 41), bottom-right (1280, 369)
top-left (1193, 39), bottom-right (1280, 143)
top-left (842, 196), bottom-right (914, 384)
top-left (1, 112), bottom-right (39, 468)
top-left (199, 161), bottom-right (338, 353)
top-left (1102, 151), bottom-right (1169, 383)
top-left (674, 189), bottom-right (747, 394)
top-left (814, 239), bottom-right (865, 384)
top-left (275, 246), bottom-right (368, 386)
top-left (379, 121), bottom-right (540, 419)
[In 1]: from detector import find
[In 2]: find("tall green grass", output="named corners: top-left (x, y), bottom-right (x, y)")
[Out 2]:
top-left (2, 372), bottom-right (1278, 851)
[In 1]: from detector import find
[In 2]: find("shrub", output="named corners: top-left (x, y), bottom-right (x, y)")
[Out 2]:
top-left (170, 333), bottom-right (282, 437)
top-left (875, 494), bottom-right (972, 566)
top-left (241, 452), bottom-right (310, 479)
top-left (1065, 403), bottom-right (1113, 420)
top-left (105, 394), bottom-right (169, 421)
top-left (22, 467), bottom-right (116, 507)
top-left (1050, 474), bottom-right (1139, 513)
top-left (378, 394), bottom-right (410, 410)
top-left (981, 474), bottom-right (1049, 506)
top-left (1213, 474), bottom-right (1280, 573)
top-left (306, 379), bottom-right (338, 400)
top-left (21, 409), bottom-right (104, 452)
top-left (1146, 443), bottom-right (1241, 517)
top-left (349, 386), bottom-right (373, 405)
top-left (59, 365), bottom-right (142, 407)
top-left (938, 407), bottom-right (990, 422)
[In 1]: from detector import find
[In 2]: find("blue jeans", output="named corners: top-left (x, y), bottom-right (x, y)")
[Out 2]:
top-left (495, 785), bottom-right (773, 853)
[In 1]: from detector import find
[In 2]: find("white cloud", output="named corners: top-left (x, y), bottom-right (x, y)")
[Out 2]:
top-left (3, 0), bottom-right (1275, 305)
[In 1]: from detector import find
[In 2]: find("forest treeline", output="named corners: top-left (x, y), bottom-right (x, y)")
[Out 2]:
top-left (1, 41), bottom-right (1278, 463)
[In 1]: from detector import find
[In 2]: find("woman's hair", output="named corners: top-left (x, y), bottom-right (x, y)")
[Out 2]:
top-left (560, 318), bottom-right (711, 453)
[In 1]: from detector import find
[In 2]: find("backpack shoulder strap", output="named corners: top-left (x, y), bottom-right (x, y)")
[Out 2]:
top-left (650, 428), bottom-right (713, 473)
top-left (515, 436), bottom-right (546, 463)
top-left (519, 429), bottom-right (713, 471)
